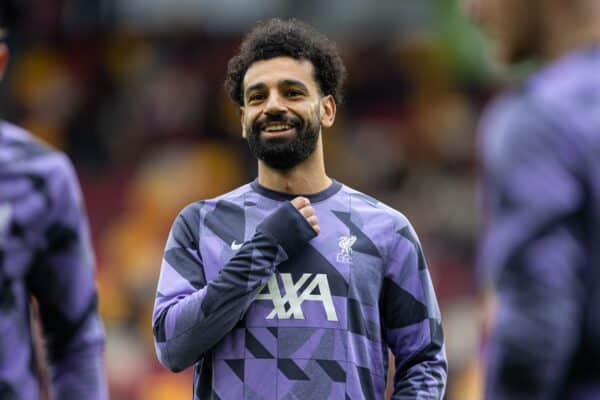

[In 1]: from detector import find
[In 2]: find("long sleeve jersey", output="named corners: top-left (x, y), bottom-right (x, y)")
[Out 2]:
top-left (0, 121), bottom-right (107, 399)
top-left (153, 179), bottom-right (447, 399)
top-left (478, 47), bottom-right (600, 399)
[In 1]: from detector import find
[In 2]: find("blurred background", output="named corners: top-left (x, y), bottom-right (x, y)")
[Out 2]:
top-left (1, 1), bottom-right (501, 399)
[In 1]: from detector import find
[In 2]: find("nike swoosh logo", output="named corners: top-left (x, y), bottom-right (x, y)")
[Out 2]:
top-left (231, 240), bottom-right (243, 250)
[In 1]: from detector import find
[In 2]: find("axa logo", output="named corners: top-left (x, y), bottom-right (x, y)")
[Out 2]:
top-left (255, 273), bottom-right (338, 322)
top-left (336, 235), bottom-right (356, 264)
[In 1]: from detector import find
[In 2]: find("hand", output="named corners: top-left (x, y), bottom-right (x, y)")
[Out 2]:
top-left (291, 196), bottom-right (320, 235)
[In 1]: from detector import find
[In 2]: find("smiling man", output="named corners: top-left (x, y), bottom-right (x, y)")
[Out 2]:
top-left (152, 18), bottom-right (447, 399)
top-left (468, 0), bottom-right (600, 399)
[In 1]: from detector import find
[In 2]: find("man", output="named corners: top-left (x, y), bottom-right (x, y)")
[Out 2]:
top-left (468, 0), bottom-right (600, 398)
top-left (0, 29), bottom-right (108, 399)
top-left (152, 18), bottom-right (447, 399)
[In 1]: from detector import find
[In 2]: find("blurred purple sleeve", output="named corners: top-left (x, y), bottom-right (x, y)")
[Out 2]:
top-left (382, 223), bottom-right (447, 399)
top-left (27, 154), bottom-right (108, 400)
top-left (479, 97), bottom-right (586, 399)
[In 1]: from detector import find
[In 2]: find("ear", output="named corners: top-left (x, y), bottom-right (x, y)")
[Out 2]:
top-left (0, 43), bottom-right (9, 81)
top-left (240, 107), bottom-right (247, 139)
top-left (319, 95), bottom-right (336, 128)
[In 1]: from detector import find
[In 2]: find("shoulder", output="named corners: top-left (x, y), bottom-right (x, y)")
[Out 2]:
top-left (337, 184), bottom-right (419, 257)
top-left (482, 50), bottom-right (600, 136)
top-left (526, 49), bottom-right (600, 106)
top-left (0, 120), bottom-right (62, 166)
top-left (1, 120), bottom-right (79, 194)
top-left (175, 183), bottom-right (254, 221)
top-left (340, 183), bottom-right (411, 227)
top-left (479, 85), bottom-right (571, 175)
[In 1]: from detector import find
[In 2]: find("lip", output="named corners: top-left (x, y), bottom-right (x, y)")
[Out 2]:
top-left (261, 127), bottom-right (296, 139)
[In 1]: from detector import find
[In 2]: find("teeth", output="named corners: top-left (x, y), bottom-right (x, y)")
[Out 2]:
top-left (264, 123), bottom-right (292, 132)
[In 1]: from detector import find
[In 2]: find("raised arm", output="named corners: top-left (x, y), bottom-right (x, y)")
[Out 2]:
top-left (153, 197), bottom-right (318, 372)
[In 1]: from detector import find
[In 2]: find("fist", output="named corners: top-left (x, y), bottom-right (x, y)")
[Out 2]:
top-left (291, 196), bottom-right (320, 235)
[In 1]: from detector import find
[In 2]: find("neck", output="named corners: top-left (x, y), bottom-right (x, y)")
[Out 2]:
top-left (257, 136), bottom-right (331, 195)
top-left (542, 5), bottom-right (600, 60)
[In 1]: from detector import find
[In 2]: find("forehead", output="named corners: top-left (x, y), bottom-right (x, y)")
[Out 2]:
top-left (243, 56), bottom-right (317, 91)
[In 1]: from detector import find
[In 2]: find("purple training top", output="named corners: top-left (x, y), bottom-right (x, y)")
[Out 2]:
top-left (0, 121), bottom-right (107, 399)
top-left (479, 47), bottom-right (600, 399)
top-left (153, 179), bottom-right (447, 399)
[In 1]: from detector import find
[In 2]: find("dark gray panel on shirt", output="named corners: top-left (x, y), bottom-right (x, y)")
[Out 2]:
top-left (45, 223), bottom-right (78, 252)
top-left (225, 359), bottom-right (245, 382)
top-left (245, 330), bottom-right (274, 359)
top-left (380, 277), bottom-right (428, 328)
top-left (356, 366), bottom-right (376, 400)
top-left (278, 359), bottom-right (310, 381)
top-left (172, 202), bottom-right (203, 248)
top-left (164, 248), bottom-right (205, 290)
top-left (397, 227), bottom-right (426, 270)
top-left (347, 298), bottom-right (380, 341)
top-left (204, 200), bottom-right (245, 245)
top-left (0, 382), bottom-right (19, 400)
top-left (317, 359), bottom-right (346, 383)
top-left (26, 174), bottom-right (52, 209)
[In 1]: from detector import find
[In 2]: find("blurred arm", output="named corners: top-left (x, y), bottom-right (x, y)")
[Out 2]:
top-left (27, 155), bottom-right (108, 400)
top-left (152, 201), bottom-right (316, 373)
top-left (382, 224), bottom-right (447, 399)
top-left (479, 99), bottom-right (586, 399)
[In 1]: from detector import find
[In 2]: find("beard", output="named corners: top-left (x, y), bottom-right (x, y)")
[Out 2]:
top-left (245, 111), bottom-right (320, 170)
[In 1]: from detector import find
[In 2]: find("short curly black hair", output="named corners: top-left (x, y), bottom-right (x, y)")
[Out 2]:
top-left (225, 18), bottom-right (346, 107)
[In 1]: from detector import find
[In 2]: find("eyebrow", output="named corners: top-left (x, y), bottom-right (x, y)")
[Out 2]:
top-left (279, 79), bottom-right (309, 92)
top-left (245, 82), bottom-right (267, 96)
top-left (245, 79), bottom-right (310, 98)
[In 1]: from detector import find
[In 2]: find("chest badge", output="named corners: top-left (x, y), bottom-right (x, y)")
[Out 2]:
top-left (336, 235), bottom-right (356, 264)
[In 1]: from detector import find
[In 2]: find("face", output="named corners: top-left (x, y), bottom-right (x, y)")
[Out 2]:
top-left (468, 0), bottom-right (544, 63)
top-left (240, 57), bottom-right (335, 170)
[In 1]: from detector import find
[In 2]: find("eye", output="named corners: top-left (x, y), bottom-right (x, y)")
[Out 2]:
top-left (287, 89), bottom-right (304, 98)
top-left (247, 93), bottom-right (265, 104)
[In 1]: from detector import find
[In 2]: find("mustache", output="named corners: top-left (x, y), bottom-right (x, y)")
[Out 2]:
top-left (254, 114), bottom-right (302, 131)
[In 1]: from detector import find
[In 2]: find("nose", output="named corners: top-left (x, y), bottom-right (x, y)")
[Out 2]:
top-left (264, 92), bottom-right (286, 115)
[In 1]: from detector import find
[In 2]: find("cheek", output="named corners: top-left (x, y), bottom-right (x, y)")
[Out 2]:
top-left (244, 110), bottom-right (259, 126)
top-left (309, 102), bottom-right (322, 120)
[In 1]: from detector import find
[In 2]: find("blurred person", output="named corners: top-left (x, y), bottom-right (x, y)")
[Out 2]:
top-left (467, 0), bottom-right (600, 398)
top-left (152, 18), bottom-right (447, 399)
top-left (0, 28), bottom-right (108, 399)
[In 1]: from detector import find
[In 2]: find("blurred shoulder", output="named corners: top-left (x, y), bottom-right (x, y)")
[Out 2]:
top-left (175, 183), bottom-right (254, 221)
top-left (0, 120), bottom-right (76, 180)
top-left (525, 48), bottom-right (600, 106)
